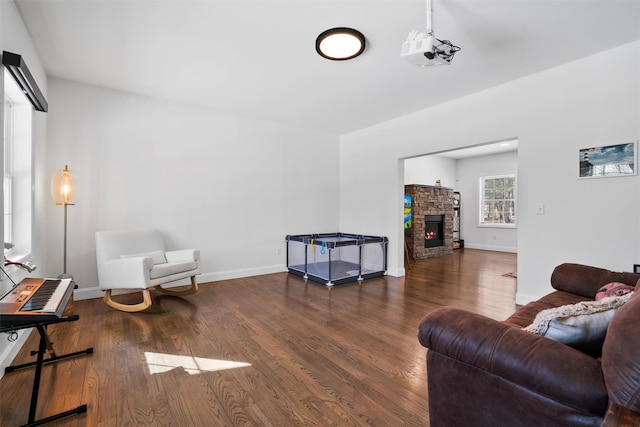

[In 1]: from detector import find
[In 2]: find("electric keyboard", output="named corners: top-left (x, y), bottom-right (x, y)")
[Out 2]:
top-left (0, 278), bottom-right (74, 327)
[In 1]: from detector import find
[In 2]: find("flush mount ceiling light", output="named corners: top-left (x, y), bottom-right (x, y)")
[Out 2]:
top-left (316, 27), bottom-right (366, 61)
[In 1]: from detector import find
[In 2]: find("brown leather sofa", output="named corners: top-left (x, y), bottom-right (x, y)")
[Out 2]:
top-left (418, 263), bottom-right (640, 427)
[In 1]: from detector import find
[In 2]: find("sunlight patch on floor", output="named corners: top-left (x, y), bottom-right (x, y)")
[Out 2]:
top-left (144, 351), bottom-right (252, 375)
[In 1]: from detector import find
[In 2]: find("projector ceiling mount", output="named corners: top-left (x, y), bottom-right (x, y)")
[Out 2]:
top-left (401, 0), bottom-right (461, 67)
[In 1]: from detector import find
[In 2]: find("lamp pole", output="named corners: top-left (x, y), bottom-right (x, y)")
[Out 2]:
top-left (61, 202), bottom-right (72, 279)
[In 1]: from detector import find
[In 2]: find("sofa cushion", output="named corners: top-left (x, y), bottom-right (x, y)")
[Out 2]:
top-left (121, 250), bottom-right (167, 265)
top-left (150, 261), bottom-right (197, 279)
top-left (523, 293), bottom-right (633, 355)
top-left (504, 291), bottom-right (591, 328)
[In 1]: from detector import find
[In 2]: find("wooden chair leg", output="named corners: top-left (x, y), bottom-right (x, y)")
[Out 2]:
top-left (154, 276), bottom-right (199, 297)
top-left (103, 289), bottom-right (152, 312)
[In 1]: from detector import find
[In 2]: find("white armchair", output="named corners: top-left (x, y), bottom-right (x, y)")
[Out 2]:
top-left (95, 229), bottom-right (200, 312)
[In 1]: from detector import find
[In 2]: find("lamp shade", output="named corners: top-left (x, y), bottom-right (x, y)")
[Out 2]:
top-left (51, 165), bottom-right (75, 205)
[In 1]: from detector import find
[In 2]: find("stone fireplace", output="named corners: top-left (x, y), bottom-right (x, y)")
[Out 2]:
top-left (405, 184), bottom-right (454, 259)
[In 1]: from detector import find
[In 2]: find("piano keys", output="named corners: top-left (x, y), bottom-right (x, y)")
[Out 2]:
top-left (0, 278), bottom-right (74, 327)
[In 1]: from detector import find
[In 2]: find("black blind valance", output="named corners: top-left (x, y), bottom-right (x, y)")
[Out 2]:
top-left (2, 51), bottom-right (48, 112)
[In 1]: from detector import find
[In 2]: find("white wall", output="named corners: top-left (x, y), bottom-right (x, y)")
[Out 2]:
top-left (2, 1), bottom-right (638, 375)
top-left (44, 79), bottom-right (341, 297)
top-left (0, 0), bottom-right (49, 376)
top-left (340, 41), bottom-right (640, 305)
top-left (404, 155), bottom-right (457, 188)
top-left (456, 151), bottom-right (518, 252)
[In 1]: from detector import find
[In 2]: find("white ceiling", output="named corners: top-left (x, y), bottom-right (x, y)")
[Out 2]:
top-left (13, 0), bottom-right (640, 135)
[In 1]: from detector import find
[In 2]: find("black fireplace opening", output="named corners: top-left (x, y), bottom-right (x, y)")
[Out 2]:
top-left (425, 215), bottom-right (444, 248)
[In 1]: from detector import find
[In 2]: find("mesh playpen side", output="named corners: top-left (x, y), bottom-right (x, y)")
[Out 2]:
top-left (285, 233), bottom-right (388, 286)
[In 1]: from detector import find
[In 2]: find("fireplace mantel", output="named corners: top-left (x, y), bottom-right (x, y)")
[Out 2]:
top-left (405, 184), bottom-right (454, 259)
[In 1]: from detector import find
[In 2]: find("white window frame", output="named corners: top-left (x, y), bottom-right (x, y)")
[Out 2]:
top-left (3, 68), bottom-right (33, 261)
top-left (478, 174), bottom-right (516, 228)
top-left (4, 97), bottom-right (13, 251)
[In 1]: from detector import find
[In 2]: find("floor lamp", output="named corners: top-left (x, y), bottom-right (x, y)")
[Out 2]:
top-left (51, 165), bottom-right (75, 280)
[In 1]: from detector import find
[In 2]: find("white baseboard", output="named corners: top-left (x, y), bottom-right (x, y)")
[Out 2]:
top-left (387, 267), bottom-right (405, 277)
top-left (74, 265), bottom-right (288, 301)
top-left (0, 328), bottom-right (33, 381)
top-left (200, 264), bottom-right (287, 283)
top-left (463, 243), bottom-right (517, 253)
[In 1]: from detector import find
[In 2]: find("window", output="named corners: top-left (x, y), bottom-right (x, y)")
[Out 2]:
top-left (4, 96), bottom-right (13, 249)
top-left (479, 174), bottom-right (516, 227)
top-left (3, 68), bottom-right (32, 259)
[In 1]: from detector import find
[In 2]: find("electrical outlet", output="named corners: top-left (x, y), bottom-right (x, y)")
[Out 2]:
top-left (276, 247), bottom-right (282, 255)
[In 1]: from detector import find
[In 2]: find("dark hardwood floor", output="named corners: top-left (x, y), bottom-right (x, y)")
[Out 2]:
top-left (0, 248), bottom-right (516, 426)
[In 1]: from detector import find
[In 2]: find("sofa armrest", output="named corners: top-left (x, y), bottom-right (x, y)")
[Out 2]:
top-left (98, 257), bottom-right (154, 289)
top-left (418, 307), bottom-right (608, 414)
top-left (165, 249), bottom-right (200, 263)
top-left (602, 290), bottom-right (640, 414)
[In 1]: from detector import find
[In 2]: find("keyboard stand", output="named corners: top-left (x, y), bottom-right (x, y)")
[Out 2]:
top-left (1, 315), bottom-right (94, 427)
